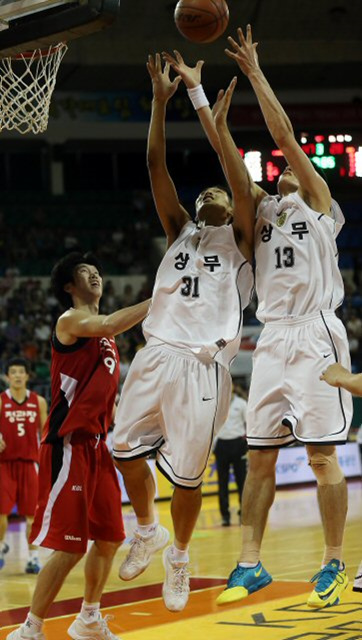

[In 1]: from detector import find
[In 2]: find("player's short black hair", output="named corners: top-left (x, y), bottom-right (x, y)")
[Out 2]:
top-left (51, 251), bottom-right (103, 308)
top-left (6, 357), bottom-right (30, 374)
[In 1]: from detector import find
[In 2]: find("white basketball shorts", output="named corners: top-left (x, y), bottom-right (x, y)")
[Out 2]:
top-left (112, 339), bottom-right (231, 488)
top-left (247, 311), bottom-right (353, 448)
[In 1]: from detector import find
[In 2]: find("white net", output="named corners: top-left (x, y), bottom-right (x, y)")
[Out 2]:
top-left (0, 42), bottom-right (68, 135)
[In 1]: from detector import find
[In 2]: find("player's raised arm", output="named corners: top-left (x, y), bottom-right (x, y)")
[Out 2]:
top-left (146, 53), bottom-right (190, 247)
top-left (56, 299), bottom-right (151, 343)
top-left (226, 25), bottom-right (331, 215)
top-left (162, 49), bottom-right (224, 160)
top-left (213, 76), bottom-right (266, 263)
top-left (163, 49), bottom-right (265, 234)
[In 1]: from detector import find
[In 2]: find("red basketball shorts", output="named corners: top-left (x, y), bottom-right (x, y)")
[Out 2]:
top-left (30, 433), bottom-right (125, 553)
top-left (0, 460), bottom-right (39, 516)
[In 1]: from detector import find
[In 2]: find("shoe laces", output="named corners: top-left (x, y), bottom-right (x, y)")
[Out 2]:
top-left (310, 565), bottom-right (344, 589)
top-left (96, 614), bottom-right (115, 638)
top-left (127, 534), bottom-right (149, 563)
top-left (169, 562), bottom-right (190, 594)
top-left (227, 564), bottom-right (247, 588)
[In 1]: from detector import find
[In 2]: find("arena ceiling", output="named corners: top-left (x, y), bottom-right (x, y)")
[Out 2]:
top-left (57, 0), bottom-right (362, 95)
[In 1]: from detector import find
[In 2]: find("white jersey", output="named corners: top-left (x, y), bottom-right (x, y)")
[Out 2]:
top-left (255, 192), bottom-right (345, 323)
top-left (143, 221), bottom-right (253, 369)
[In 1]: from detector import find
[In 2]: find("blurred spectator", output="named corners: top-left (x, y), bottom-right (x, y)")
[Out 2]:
top-left (34, 317), bottom-right (51, 342)
top-left (4, 316), bottom-right (21, 345)
top-left (120, 284), bottom-right (135, 307)
top-left (213, 384), bottom-right (248, 527)
top-left (347, 309), bottom-right (362, 339)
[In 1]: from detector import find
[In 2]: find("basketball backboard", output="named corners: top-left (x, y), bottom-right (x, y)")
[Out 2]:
top-left (0, 0), bottom-right (119, 56)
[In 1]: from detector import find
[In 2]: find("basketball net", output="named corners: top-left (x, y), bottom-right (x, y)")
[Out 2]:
top-left (0, 42), bottom-right (68, 135)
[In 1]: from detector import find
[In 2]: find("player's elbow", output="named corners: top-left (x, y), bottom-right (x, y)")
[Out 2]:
top-left (273, 125), bottom-right (295, 150)
top-left (100, 317), bottom-right (117, 338)
top-left (146, 148), bottom-right (159, 171)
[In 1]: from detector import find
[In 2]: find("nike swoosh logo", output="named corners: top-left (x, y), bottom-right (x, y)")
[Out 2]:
top-left (320, 586), bottom-right (336, 599)
top-left (255, 567), bottom-right (263, 577)
top-left (323, 354), bottom-right (332, 358)
top-left (202, 397), bottom-right (214, 402)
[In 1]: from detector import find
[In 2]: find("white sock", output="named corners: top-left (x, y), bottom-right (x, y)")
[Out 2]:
top-left (23, 612), bottom-right (43, 635)
top-left (79, 601), bottom-right (100, 623)
top-left (136, 523), bottom-right (157, 538)
top-left (29, 550), bottom-right (38, 561)
top-left (170, 545), bottom-right (189, 564)
top-left (238, 562), bottom-right (258, 568)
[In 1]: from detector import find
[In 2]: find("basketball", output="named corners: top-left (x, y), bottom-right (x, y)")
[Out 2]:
top-left (174, 0), bottom-right (229, 44)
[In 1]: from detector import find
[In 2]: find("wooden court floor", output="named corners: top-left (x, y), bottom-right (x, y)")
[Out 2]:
top-left (0, 481), bottom-right (361, 640)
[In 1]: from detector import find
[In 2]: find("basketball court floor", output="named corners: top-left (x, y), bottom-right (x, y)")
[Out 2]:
top-left (0, 481), bottom-right (361, 640)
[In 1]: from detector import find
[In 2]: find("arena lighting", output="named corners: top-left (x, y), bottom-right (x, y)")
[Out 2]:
top-left (236, 132), bottom-right (361, 183)
top-left (244, 150), bottom-right (263, 182)
top-left (356, 147), bottom-right (362, 178)
top-left (312, 156), bottom-right (336, 169)
top-left (346, 146), bottom-right (356, 177)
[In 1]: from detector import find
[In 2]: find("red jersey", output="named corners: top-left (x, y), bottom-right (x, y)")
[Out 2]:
top-left (43, 333), bottom-right (120, 443)
top-left (0, 389), bottom-right (41, 462)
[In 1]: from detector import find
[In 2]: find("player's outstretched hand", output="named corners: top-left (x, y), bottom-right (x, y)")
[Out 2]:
top-left (146, 53), bottom-right (181, 103)
top-left (162, 50), bottom-right (204, 90)
top-left (320, 363), bottom-right (349, 387)
top-left (225, 24), bottom-right (260, 77)
top-left (212, 76), bottom-right (237, 127)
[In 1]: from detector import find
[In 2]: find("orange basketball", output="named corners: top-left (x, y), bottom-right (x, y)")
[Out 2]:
top-left (174, 0), bottom-right (229, 44)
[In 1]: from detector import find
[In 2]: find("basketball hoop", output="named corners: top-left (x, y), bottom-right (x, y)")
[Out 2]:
top-left (0, 42), bottom-right (67, 135)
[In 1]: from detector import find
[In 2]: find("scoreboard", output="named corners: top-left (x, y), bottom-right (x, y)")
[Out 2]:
top-left (238, 132), bottom-right (362, 184)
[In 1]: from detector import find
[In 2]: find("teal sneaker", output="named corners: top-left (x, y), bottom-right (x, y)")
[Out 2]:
top-left (0, 543), bottom-right (9, 570)
top-left (307, 559), bottom-right (348, 608)
top-left (216, 561), bottom-right (272, 605)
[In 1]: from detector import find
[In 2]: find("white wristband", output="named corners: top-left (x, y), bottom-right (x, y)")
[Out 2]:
top-left (187, 84), bottom-right (209, 110)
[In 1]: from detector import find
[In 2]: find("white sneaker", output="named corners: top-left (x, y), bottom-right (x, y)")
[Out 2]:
top-left (119, 524), bottom-right (169, 581)
top-left (162, 546), bottom-right (190, 612)
top-left (67, 614), bottom-right (119, 639)
top-left (353, 561), bottom-right (362, 592)
top-left (7, 626), bottom-right (45, 640)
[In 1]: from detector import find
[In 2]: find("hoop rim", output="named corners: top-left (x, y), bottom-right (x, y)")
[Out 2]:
top-left (11, 41), bottom-right (67, 61)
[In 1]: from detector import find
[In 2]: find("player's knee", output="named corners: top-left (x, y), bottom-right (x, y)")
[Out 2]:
top-left (54, 549), bottom-right (84, 569)
top-left (114, 457), bottom-right (147, 478)
top-left (248, 449), bottom-right (278, 475)
top-left (174, 483), bottom-right (202, 499)
top-left (308, 449), bottom-right (344, 485)
top-left (94, 539), bottom-right (122, 557)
